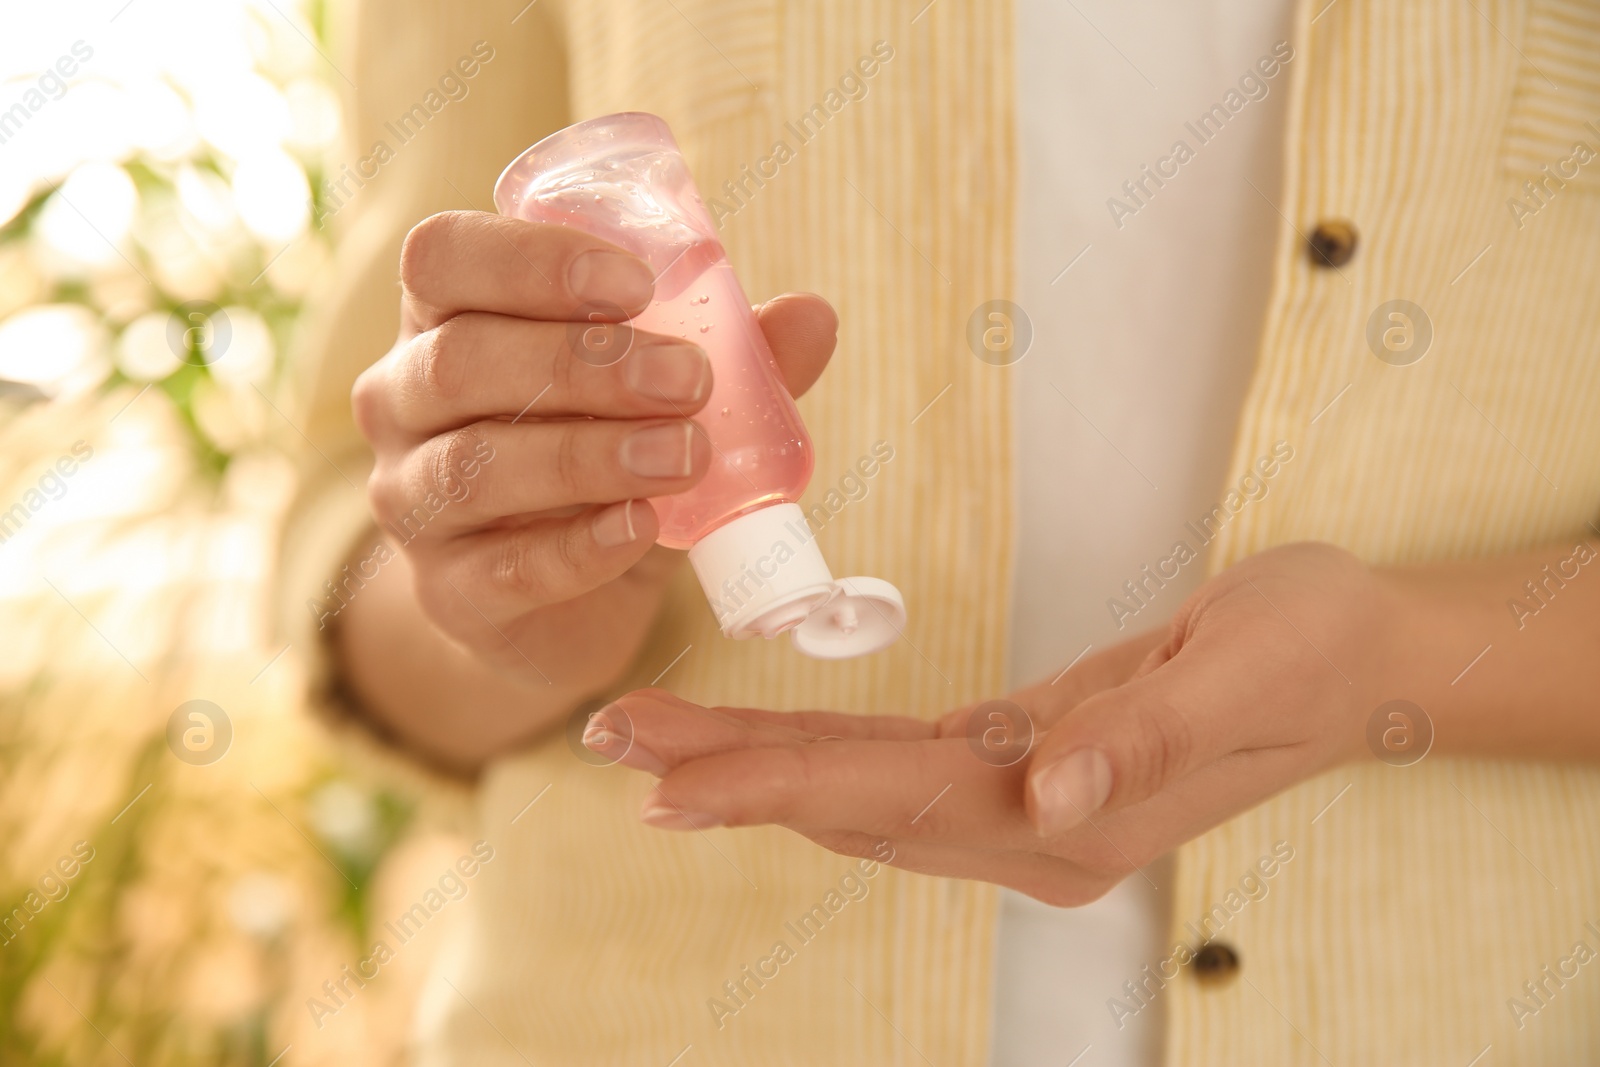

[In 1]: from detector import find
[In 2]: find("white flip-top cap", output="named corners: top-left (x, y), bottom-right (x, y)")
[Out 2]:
top-left (687, 503), bottom-right (906, 659)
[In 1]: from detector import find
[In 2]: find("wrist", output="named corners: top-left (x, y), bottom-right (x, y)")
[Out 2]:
top-left (1334, 563), bottom-right (1438, 766)
top-left (1364, 563), bottom-right (1434, 702)
top-left (1289, 549), bottom-right (1433, 769)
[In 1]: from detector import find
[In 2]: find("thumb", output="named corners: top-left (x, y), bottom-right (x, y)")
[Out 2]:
top-left (756, 292), bottom-right (837, 398)
top-left (1024, 644), bottom-right (1230, 836)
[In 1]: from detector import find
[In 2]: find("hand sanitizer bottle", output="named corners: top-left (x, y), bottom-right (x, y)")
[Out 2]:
top-left (494, 112), bottom-right (905, 657)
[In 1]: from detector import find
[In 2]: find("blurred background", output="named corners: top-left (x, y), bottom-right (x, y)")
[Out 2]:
top-left (0, 2), bottom-right (464, 1063)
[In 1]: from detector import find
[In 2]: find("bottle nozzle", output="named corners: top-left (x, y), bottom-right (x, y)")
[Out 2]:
top-left (686, 503), bottom-right (906, 658)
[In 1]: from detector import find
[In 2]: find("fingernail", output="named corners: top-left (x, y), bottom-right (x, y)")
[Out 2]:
top-left (591, 500), bottom-right (639, 548)
top-left (1031, 748), bottom-right (1113, 836)
top-left (625, 342), bottom-right (709, 404)
top-left (620, 422), bottom-right (696, 479)
top-left (641, 792), bottom-right (722, 831)
top-left (582, 707), bottom-right (668, 774)
top-left (582, 720), bottom-right (669, 775)
top-left (568, 250), bottom-right (654, 308)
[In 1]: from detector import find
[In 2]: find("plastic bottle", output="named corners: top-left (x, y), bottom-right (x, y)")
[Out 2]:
top-left (494, 112), bottom-right (904, 658)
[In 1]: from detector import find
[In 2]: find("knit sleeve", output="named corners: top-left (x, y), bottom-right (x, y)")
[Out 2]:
top-left (272, 0), bottom-right (575, 784)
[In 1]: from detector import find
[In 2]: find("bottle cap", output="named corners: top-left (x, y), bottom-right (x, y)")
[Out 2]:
top-left (686, 503), bottom-right (906, 659)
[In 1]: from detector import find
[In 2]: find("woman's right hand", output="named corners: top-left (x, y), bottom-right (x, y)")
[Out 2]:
top-left (350, 210), bottom-right (837, 690)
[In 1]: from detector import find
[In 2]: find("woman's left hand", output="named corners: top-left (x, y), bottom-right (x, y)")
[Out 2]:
top-left (587, 543), bottom-right (1407, 905)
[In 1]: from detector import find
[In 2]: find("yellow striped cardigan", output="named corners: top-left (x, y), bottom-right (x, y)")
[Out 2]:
top-left (279, 0), bottom-right (1600, 1062)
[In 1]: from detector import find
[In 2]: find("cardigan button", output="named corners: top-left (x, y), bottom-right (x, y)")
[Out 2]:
top-left (1191, 941), bottom-right (1240, 986)
top-left (1308, 219), bottom-right (1359, 267)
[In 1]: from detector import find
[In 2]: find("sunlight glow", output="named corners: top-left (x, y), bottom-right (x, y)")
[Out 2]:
top-left (0, 303), bottom-right (108, 391)
top-left (34, 162), bottom-right (140, 273)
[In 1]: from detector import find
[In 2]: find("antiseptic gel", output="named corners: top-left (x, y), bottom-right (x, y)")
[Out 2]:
top-left (494, 112), bottom-right (905, 658)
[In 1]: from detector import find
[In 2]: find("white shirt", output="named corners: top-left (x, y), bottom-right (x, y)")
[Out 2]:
top-left (998, 2), bottom-right (1295, 1064)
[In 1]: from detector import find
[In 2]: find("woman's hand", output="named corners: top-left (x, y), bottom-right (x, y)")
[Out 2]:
top-left (336, 210), bottom-right (836, 772)
top-left (588, 543), bottom-right (1407, 905)
top-left (349, 210), bottom-right (837, 688)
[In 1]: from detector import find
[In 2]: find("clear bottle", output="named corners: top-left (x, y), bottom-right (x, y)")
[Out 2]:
top-left (495, 112), bottom-right (904, 658)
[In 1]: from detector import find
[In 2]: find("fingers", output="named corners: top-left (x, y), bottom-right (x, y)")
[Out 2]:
top-left (399, 212), bottom-right (655, 332)
top-left (370, 418), bottom-right (710, 535)
top-left (413, 501), bottom-right (660, 622)
top-left (626, 689), bottom-right (936, 744)
top-left (363, 292), bottom-right (836, 444)
top-left (586, 690), bottom-right (816, 774)
top-left (589, 689), bottom-right (937, 774)
top-left (755, 293), bottom-right (837, 399)
top-left (355, 313), bottom-right (711, 442)
top-left (1024, 632), bottom-right (1252, 837)
top-left (638, 737), bottom-right (1032, 850)
top-left (712, 705), bottom-right (937, 742)
top-left (791, 732), bottom-right (1306, 892)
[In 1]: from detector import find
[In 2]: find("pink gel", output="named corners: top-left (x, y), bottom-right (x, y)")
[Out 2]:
top-left (493, 112), bottom-right (812, 549)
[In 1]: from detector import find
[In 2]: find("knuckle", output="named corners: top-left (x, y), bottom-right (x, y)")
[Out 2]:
top-left (350, 365), bottom-right (385, 439)
top-left (370, 465), bottom-right (439, 543)
top-left (765, 747), bottom-right (820, 826)
top-left (1133, 699), bottom-right (1195, 794)
top-left (549, 327), bottom-right (580, 394)
top-left (415, 319), bottom-right (469, 402)
top-left (399, 211), bottom-right (463, 290)
top-left (489, 528), bottom-right (558, 605)
top-left (552, 516), bottom-right (590, 576)
top-left (365, 464), bottom-right (400, 524)
top-left (551, 423), bottom-right (589, 497)
top-left (431, 427), bottom-right (485, 506)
